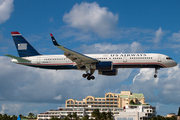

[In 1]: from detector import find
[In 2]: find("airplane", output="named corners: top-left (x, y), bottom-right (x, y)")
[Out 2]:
top-left (4, 31), bottom-right (177, 80)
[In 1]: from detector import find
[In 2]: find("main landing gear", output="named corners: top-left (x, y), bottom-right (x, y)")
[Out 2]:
top-left (154, 68), bottom-right (159, 78)
top-left (83, 65), bottom-right (95, 80)
top-left (82, 73), bottom-right (95, 80)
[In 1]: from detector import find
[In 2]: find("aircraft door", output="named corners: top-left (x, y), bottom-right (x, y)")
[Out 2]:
top-left (158, 55), bottom-right (161, 62)
top-left (123, 56), bottom-right (127, 62)
top-left (37, 59), bottom-right (40, 64)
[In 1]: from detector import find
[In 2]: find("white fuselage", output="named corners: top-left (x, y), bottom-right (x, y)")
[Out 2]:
top-left (12, 53), bottom-right (177, 70)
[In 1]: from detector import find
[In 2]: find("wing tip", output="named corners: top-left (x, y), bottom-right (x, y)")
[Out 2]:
top-left (50, 33), bottom-right (53, 37)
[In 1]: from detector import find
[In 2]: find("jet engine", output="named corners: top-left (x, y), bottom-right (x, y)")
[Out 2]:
top-left (95, 61), bottom-right (113, 71)
top-left (98, 69), bottom-right (118, 76)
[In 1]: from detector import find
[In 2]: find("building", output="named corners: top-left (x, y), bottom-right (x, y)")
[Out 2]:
top-left (37, 91), bottom-right (156, 120)
top-left (37, 105), bottom-right (156, 120)
top-left (66, 91), bottom-right (145, 108)
top-left (166, 113), bottom-right (177, 118)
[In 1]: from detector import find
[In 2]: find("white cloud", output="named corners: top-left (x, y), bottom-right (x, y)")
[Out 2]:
top-left (78, 42), bottom-right (145, 54)
top-left (153, 27), bottom-right (164, 44)
top-left (169, 31), bottom-right (180, 42)
top-left (0, 0), bottom-right (14, 24)
top-left (63, 2), bottom-right (118, 37)
top-left (121, 64), bottom-right (180, 105)
top-left (54, 95), bottom-right (62, 100)
top-left (0, 103), bottom-right (22, 115)
top-left (0, 56), bottom-right (132, 104)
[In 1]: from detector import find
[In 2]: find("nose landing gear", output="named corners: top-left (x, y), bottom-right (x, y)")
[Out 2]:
top-left (154, 68), bottom-right (159, 78)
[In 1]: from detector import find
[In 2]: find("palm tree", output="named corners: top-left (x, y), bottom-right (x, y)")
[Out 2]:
top-left (82, 115), bottom-right (89, 120)
top-left (91, 109), bottom-right (101, 120)
top-left (101, 112), bottom-right (107, 120)
top-left (11, 115), bottom-right (17, 120)
top-left (107, 111), bottom-right (113, 120)
top-left (2, 114), bottom-right (8, 120)
top-left (72, 112), bottom-right (78, 120)
top-left (19, 114), bottom-right (23, 118)
top-left (67, 113), bottom-right (73, 120)
top-left (28, 112), bottom-right (34, 119)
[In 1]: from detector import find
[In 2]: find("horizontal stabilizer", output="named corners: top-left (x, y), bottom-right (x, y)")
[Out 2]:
top-left (4, 54), bottom-right (31, 63)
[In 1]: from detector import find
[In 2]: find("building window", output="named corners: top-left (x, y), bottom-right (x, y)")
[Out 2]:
top-left (110, 94), bottom-right (113, 98)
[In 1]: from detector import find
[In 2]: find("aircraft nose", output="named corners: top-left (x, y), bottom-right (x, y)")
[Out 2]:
top-left (173, 60), bottom-right (177, 67)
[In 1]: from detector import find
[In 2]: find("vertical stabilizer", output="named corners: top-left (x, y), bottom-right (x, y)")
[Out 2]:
top-left (11, 31), bottom-right (41, 57)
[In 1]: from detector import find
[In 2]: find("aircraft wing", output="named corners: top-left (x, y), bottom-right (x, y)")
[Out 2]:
top-left (50, 34), bottom-right (99, 68)
top-left (4, 54), bottom-right (31, 63)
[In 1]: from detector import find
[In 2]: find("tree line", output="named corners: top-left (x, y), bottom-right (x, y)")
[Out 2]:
top-left (0, 112), bottom-right (36, 120)
top-left (150, 115), bottom-right (177, 120)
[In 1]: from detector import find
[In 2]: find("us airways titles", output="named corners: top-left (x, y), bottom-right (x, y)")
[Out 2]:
top-left (111, 54), bottom-right (147, 57)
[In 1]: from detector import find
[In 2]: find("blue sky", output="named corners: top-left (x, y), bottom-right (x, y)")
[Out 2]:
top-left (1, 0), bottom-right (180, 116)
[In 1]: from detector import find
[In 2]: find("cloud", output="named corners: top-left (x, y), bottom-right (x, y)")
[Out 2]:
top-left (77, 42), bottom-right (145, 54)
top-left (153, 27), bottom-right (164, 44)
top-left (0, 56), bottom-right (133, 105)
top-left (0, 0), bottom-right (14, 24)
top-left (168, 31), bottom-right (180, 42)
top-left (0, 103), bottom-right (22, 115)
top-left (54, 95), bottom-right (62, 100)
top-left (120, 64), bottom-right (180, 105)
top-left (63, 2), bottom-right (118, 38)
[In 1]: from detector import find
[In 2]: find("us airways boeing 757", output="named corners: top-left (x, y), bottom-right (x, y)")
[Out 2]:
top-left (4, 31), bottom-right (177, 80)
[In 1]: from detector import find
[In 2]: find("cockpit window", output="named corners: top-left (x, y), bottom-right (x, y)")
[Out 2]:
top-left (166, 57), bottom-right (173, 60)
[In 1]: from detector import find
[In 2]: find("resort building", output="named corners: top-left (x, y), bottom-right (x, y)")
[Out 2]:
top-left (37, 91), bottom-right (156, 120)
top-left (66, 91), bottom-right (145, 108)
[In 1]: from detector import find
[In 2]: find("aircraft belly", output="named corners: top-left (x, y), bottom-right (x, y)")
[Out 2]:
top-left (113, 64), bottom-right (164, 68)
top-left (24, 64), bottom-right (78, 70)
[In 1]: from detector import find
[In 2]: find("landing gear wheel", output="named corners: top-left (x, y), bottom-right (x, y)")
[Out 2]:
top-left (87, 76), bottom-right (91, 80)
top-left (91, 76), bottom-right (95, 80)
top-left (82, 74), bottom-right (87, 78)
top-left (154, 74), bottom-right (157, 78)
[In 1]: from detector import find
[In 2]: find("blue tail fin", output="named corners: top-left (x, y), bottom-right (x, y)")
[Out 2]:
top-left (11, 31), bottom-right (41, 57)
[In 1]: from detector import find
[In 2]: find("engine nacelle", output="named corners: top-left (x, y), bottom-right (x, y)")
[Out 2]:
top-left (98, 69), bottom-right (118, 76)
top-left (96, 61), bottom-right (113, 71)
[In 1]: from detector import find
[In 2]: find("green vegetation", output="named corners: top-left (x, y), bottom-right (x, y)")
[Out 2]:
top-left (0, 114), bottom-right (17, 120)
top-left (0, 113), bottom-right (37, 120)
top-left (129, 100), bottom-right (135, 104)
top-left (151, 115), bottom-right (176, 120)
